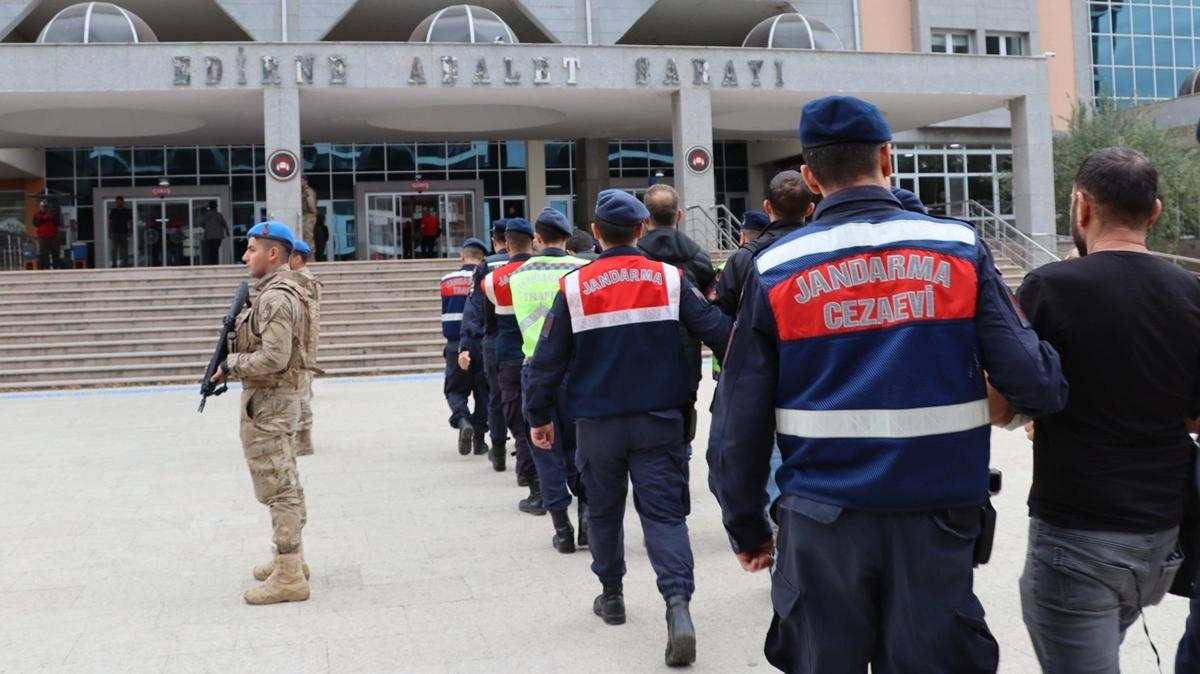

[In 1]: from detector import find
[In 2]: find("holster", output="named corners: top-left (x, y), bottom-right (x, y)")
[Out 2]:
top-left (972, 499), bottom-right (998, 567)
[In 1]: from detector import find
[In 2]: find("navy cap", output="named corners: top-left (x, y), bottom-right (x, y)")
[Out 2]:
top-left (491, 218), bottom-right (508, 235)
top-left (890, 187), bottom-right (927, 214)
top-left (292, 240), bottom-right (311, 256)
top-left (741, 211), bottom-right (769, 232)
top-left (535, 207), bottom-right (572, 236)
top-left (594, 189), bottom-right (650, 227)
top-left (462, 237), bottom-right (488, 254)
top-left (799, 96), bottom-right (892, 148)
top-left (505, 217), bottom-right (534, 237)
top-left (246, 221), bottom-right (296, 251)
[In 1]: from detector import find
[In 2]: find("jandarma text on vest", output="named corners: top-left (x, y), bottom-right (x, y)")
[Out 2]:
top-left (581, 267), bottom-right (664, 296)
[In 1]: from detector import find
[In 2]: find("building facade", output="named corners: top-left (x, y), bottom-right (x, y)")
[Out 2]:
top-left (0, 0), bottom-right (1075, 268)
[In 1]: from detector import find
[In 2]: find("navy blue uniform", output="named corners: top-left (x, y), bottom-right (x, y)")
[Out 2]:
top-left (707, 185), bottom-right (1067, 673)
top-left (480, 252), bottom-right (536, 485)
top-left (525, 247), bottom-right (731, 600)
top-left (441, 264), bottom-right (488, 435)
top-left (459, 251), bottom-right (509, 450)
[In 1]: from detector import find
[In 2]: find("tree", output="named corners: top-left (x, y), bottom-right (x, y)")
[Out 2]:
top-left (1053, 100), bottom-right (1200, 250)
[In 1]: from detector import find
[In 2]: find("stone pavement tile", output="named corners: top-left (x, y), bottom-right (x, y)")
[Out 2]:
top-left (326, 628), bottom-right (492, 672)
top-left (0, 586), bottom-right (82, 617)
top-left (0, 628), bottom-right (81, 671)
top-left (65, 621), bottom-right (239, 667)
top-left (298, 575), bottom-right (474, 614)
top-left (163, 641), bottom-right (330, 674)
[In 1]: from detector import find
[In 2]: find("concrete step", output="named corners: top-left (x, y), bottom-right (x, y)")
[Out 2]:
top-left (0, 297), bottom-right (442, 321)
top-left (0, 312), bottom-right (441, 335)
top-left (0, 286), bottom-right (443, 308)
top-left (0, 327), bottom-right (444, 352)
top-left (0, 276), bottom-right (447, 300)
top-left (0, 350), bottom-right (445, 385)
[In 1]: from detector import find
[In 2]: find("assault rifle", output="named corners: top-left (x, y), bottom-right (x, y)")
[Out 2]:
top-left (198, 280), bottom-right (250, 413)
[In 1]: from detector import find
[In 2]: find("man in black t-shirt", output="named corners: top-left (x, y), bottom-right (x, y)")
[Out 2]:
top-left (108, 196), bottom-right (132, 267)
top-left (1009, 147), bottom-right (1200, 672)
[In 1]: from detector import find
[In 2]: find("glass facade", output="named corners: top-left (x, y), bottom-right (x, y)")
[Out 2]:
top-left (891, 143), bottom-right (1014, 219)
top-left (606, 140), bottom-right (752, 218)
top-left (1088, 0), bottom-right (1200, 105)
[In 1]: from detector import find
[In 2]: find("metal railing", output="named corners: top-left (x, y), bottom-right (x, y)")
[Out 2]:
top-left (685, 204), bottom-right (741, 253)
top-left (0, 231), bottom-right (32, 271)
top-left (932, 200), bottom-right (1060, 272)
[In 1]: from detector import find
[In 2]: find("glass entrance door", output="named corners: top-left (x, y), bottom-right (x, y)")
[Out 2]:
top-left (364, 190), bottom-right (476, 260)
top-left (107, 196), bottom-right (217, 267)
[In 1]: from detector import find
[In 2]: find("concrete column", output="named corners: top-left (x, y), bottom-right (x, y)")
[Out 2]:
top-left (262, 86), bottom-right (302, 233)
top-left (573, 138), bottom-right (610, 225)
top-left (525, 140), bottom-right (548, 218)
top-left (671, 88), bottom-right (716, 247)
top-left (1009, 94), bottom-right (1056, 247)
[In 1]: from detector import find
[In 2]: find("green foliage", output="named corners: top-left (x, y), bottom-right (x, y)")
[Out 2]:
top-left (1053, 100), bottom-right (1200, 250)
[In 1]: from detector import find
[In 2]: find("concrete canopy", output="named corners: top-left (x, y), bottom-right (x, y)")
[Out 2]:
top-left (0, 42), bottom-right (1039, 146)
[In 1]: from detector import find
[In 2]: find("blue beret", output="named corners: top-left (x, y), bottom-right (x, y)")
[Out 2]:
top-left (292, 240), bottom-right (311, 255)
top-left (505, 217), bottom-right (534, 237)
top-left (799, 96), bottom-right (892, 148)
top-left (594, 189), bottom-right (649, 227)
top-left (535, 207), bottom-right (572, 236)
top-left (462, 237), bottom-right (488, 254)
top-left (246, 221), bottom-right (295, 250)
top-left (890, 187), bottom-right (927, 214)
top-left (741, 211), bottom-right (770, 231)
top-left (491, 218), bottom-right (508, 234)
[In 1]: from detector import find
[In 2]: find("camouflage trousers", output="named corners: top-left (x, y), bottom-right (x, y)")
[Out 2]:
top-left (299, 371), bottom-right (313, 432)
top-left (240, 386), bottom-right (307, 554)
top-left (302, 215), bottom-right (316, 246)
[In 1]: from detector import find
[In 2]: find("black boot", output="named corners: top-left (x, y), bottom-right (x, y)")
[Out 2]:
top-left (593, 584), bottom-right (625, 625)
top-left (518, 483), bottom-right (546, 516)
top-left (456, 418), bottom-right (473, 456)
top-left (664, 596), bottom-right (696, 667)
top-left (472, 433), bottom-right (489, 456)
top-left (577, 500), bottom-right (589, 548)
top-left (550, 510), bottom-right (576, 554)
top-left (489, 442), bottom-right (506, 472)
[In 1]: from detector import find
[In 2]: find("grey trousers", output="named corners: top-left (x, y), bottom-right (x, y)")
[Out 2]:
top-left (1020, 517), bottom-right (1181, 674)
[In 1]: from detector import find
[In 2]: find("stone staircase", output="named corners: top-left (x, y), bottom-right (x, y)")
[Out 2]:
top-left (0, 259), bottom-right (459, 391)
top-left (0, 251), bottom-right (1031, 392)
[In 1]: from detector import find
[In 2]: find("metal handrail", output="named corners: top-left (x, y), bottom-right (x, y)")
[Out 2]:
top-left (684, 204), bottom-right (740, 252)
top-left (0, 231), bottom-right (32, 271)
top-left (930, 200), bottom-right (1060, 272)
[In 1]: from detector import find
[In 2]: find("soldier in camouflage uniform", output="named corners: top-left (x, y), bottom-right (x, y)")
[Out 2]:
top-left (289, 240), bottom-right (321, 456)
top-left (209, 221), bottom-right (312, 605)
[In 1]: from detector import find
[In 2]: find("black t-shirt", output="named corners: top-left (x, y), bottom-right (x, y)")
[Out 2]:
top-left (1018, 251), bottom-right (1200, 533)
top-left (109, 207), bottom-right (132, 235)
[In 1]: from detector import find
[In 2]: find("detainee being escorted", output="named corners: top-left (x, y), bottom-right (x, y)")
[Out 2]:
top-left (442, 238), bottom-right (491, 456)
top-left (525, 190), bottom-right (731, 667)
top-left (209, 221), bottom-right (313, 605)
top-left (707, 96), bottom-right (1067, 673)
top-left (289, 240), bottom-right (321, 457)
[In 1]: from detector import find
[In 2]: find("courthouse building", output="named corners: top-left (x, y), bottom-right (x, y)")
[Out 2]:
top-left (0, 0), bottom-right (1098, 268)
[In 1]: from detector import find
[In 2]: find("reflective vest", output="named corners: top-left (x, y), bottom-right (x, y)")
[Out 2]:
top-left (559, 253), bottom-right (689, 419)
top-left (509, 253), bottom-right (589, 358)
top-left (440, 264), bottom-right (475, 341)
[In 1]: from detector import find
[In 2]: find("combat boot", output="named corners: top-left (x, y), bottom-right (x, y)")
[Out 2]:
top-left (519, 483), bottom-right (546, 516)
top-left (296, 430), bottom-right (314, 456)
top-left (252, 545), bottom-right (310, 582)
top-left (577, 500), bottom-right (589, 548)
top-left (456, 418), bottom-right (473, 456)
top-left (244, 552), bottom-right (310, 605)
top-left (472, 434), bottom-right (489, 456)
top-left (550, 510), bottom-right (576, 554)
top-left (489, 442), bottom-right (506, 472)
top-left (593, 583), bottom-right (625, 625)
top-left (664, 596), bottom-right (697, 667)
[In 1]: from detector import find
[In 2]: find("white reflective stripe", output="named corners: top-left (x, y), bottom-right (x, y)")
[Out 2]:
top-left (518, 305), bottom-right (550, 333)
top-left (483, 273), bottom-right (498, 305)
top-left (775, 399), bottom-right (990, 439)
top-left (441, 313), bottom-right (463, 322)
top-left (756, 219), bottom-right (977, 274)
top-left (563, 270), bottom-right (585, 324)
top-left (441, 270), bottom-right (474, 281)
top-left (494, 305), bottom-right (516, 316)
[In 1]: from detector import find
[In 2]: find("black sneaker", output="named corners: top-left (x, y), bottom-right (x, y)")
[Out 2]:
top-left (456, 419), bottom-right (473, 456)
top-left (593, 585), bottom-right (625, 626)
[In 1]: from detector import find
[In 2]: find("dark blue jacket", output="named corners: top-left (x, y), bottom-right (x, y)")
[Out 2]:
top-left (524, 247), bottom-right (732, 426)
top-left (440, 264), bottom-right (476, 341)
top-left (707, 185), bottom-right (1068, 554)
top-left (457, 251), bottom-right (508, 353)
top-left (483, 252), bottom-right (533, 363)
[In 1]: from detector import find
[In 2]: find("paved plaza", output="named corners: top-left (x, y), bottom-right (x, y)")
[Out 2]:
top-left (0, 374), bottom-right (1190, 673)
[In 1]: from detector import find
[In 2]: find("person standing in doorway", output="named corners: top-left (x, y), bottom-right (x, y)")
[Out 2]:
top-left (108, 196), bottom-right (132, 268)
top-left (420, 206), bottom-right (441, 258)
top-left (313, 210), bottom-right (329, 262)
top-left (34, 201), bottom-right (60, 270)
top-left (199, 200), bottom-right (229, 266)
top-left (301, 176), bottom-right (318, 245)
